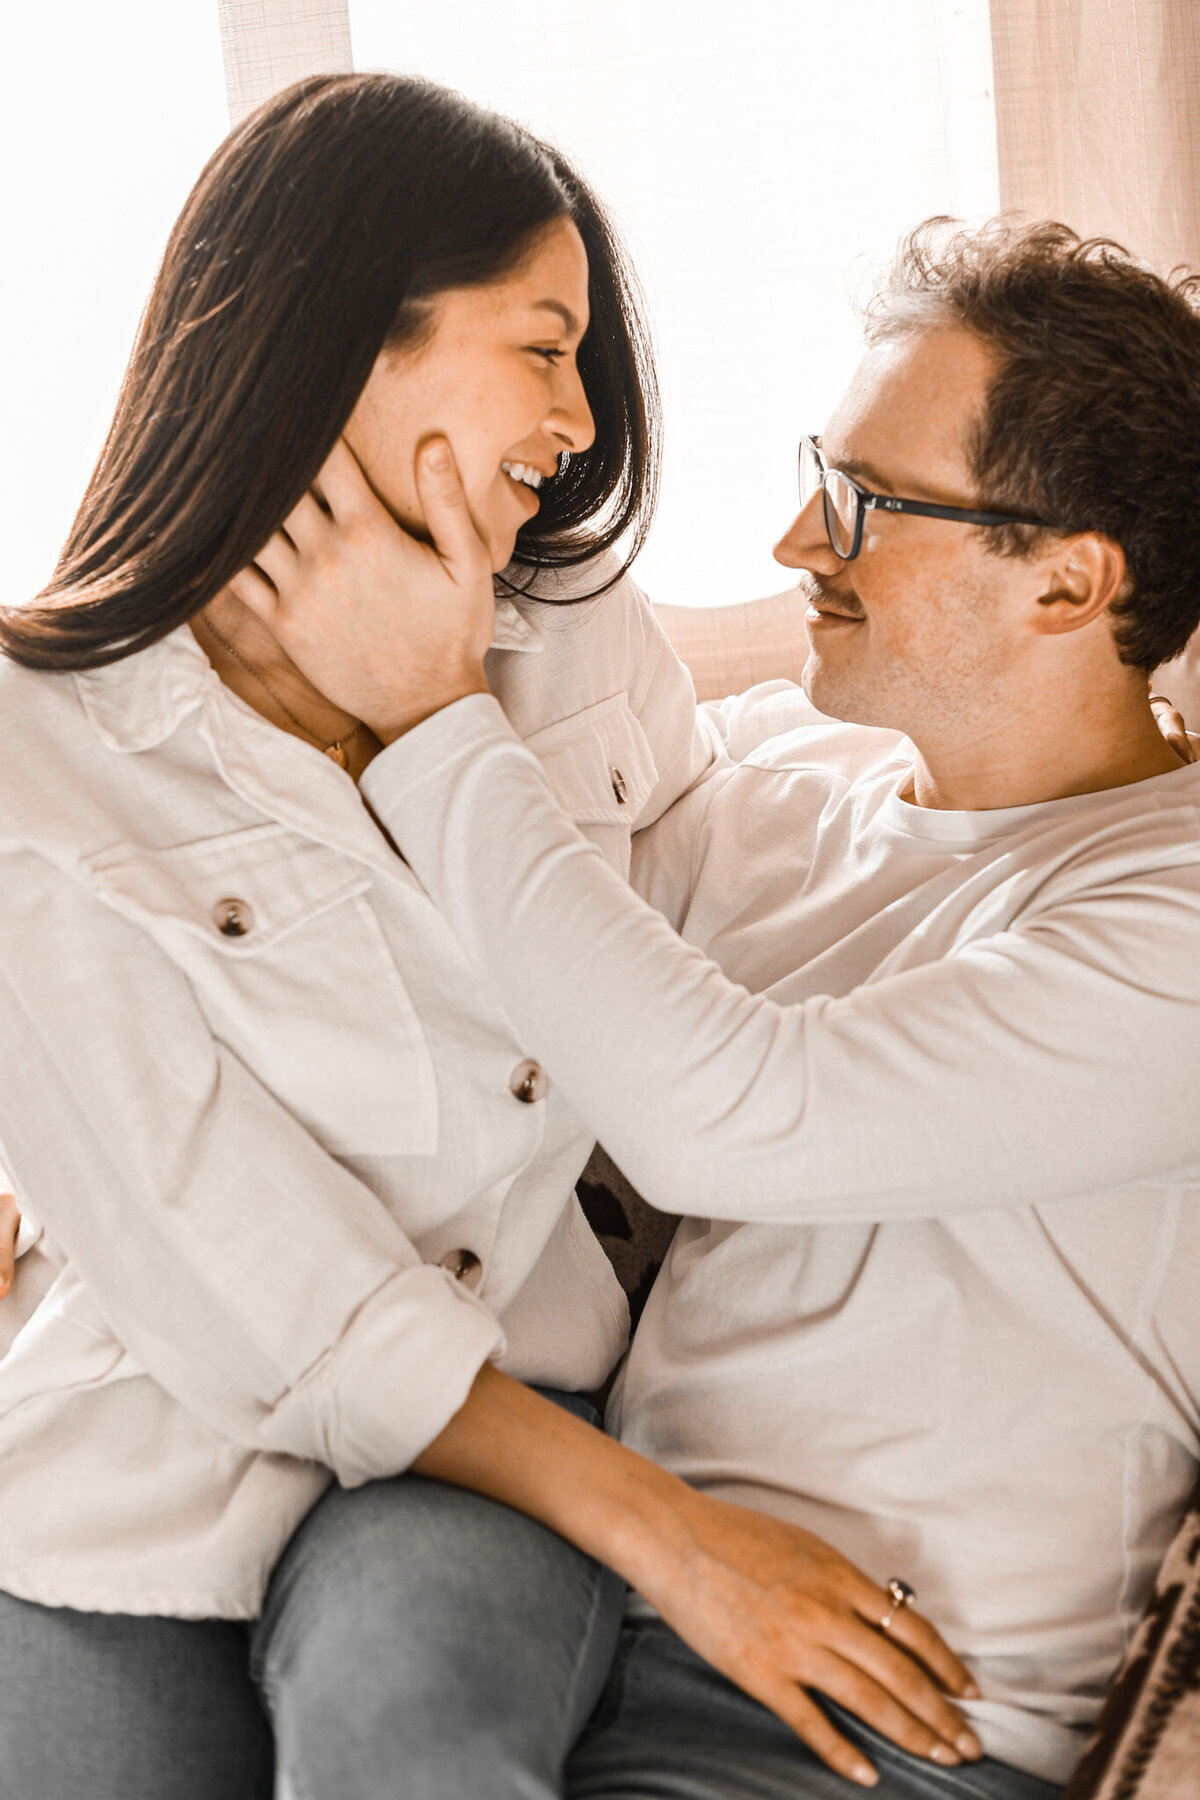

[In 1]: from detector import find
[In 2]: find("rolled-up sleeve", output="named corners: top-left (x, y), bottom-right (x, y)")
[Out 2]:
top-left (0, 848), bottom-right (502, 1485)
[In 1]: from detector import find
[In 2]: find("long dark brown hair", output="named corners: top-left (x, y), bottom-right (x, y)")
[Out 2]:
top-left (2, 73), bottom-right (660, 670)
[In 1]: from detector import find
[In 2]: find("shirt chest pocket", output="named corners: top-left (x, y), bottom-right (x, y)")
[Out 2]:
top-left (523, 693), bottom-right (658, 872)
top-left (84, 826), bottom-right (438, 1159)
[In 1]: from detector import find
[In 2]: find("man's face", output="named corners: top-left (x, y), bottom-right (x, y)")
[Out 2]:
top-left (774, 324), bottom-right (1036, 743)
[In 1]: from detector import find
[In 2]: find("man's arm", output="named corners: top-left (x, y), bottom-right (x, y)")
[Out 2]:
top-left (364, 695), bottom-right (1200, 1223)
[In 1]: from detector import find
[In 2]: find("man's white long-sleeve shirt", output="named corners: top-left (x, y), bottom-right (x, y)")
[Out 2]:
top-left (0, 559), bottom-right (715, 1618)
top-left (366, 681), bottom-right (1200, 1784)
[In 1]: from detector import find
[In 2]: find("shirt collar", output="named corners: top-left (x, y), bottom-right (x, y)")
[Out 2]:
top-left (75, 599), bottom-right (545, 754)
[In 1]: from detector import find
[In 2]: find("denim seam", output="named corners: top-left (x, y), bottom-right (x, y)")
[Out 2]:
top-left (560, 1557), bottom-right (623, 1752)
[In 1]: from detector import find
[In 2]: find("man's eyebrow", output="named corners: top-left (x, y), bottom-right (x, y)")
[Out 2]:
top-left (528, 300), bottom-right (582, 335)
top-left (834, 453), bottom-right (898, 493)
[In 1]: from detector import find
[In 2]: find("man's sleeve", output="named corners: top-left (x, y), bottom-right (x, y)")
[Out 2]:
top-left (363, 696), bottom-right (1200, 1223)
top-left (0, 847), bottom-right (502, 1482)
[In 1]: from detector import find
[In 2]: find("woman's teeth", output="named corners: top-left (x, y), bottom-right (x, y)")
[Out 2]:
top-left (502, 461), bottom-right (543, 489)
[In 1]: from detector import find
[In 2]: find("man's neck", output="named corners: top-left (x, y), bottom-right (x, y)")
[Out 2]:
top-left (908, 674), bottom-right (1185, 812)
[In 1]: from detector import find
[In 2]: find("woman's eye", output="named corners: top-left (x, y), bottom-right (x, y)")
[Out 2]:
top-left (528, 347), bottom-right (567, 365)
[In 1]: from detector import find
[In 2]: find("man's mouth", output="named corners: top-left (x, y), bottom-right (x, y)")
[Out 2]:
top-left (801, 576), bottom-right (864, 624)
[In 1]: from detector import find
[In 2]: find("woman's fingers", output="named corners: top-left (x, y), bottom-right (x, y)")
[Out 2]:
top-left (0, 1190), bottom-right (20, 1298)
top-left (868, 1596), bottom-right (979, 1701)
top-left (1149, 695), bottom-right (1197, 764)
top-left (750, 1670), bottom-right (879, 1788)
top-left (830, 1619), bottom-right (980, 1756)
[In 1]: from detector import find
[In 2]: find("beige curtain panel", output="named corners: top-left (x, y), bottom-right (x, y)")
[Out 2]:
top-left (990, 0), bottom-right (1200, 272)
top-left (218, 0), bottom-right (353, 125)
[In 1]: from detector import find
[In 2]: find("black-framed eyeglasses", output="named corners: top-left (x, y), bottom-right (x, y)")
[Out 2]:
top-left (798, 435), bottom-right (1049, 562)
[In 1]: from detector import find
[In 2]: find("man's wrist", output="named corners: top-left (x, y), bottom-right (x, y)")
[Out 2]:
top-left (369, 671), bottom-right (491, 745)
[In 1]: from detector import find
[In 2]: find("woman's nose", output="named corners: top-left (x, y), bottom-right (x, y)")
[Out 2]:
top-left (773, 492), bottom-right (841, 573)
top-left (549, 363), bottom-right (596, 455)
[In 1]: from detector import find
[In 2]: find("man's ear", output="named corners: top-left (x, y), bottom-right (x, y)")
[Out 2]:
top-left (1030, 533), bottom-right (1128, 637)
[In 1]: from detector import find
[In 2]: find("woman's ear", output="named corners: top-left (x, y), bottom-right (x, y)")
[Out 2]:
top-left (1031, 533), bottom-right (1128, 637)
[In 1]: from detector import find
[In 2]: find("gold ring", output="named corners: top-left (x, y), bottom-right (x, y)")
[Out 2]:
top-left (880, 1576), bottom-right (917, 1632)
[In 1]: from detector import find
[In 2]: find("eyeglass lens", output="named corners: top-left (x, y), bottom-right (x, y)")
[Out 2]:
top-left (798, 440), bottom-right (859, 559)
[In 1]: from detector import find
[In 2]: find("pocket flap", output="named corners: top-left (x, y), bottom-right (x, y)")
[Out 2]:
top-left (523, 694), bottom-right (658, 826)
top-left (86, 825), bottom-right (371, 954)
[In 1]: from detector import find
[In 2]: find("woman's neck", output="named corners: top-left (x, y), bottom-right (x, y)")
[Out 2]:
top-left (192, 591), bottom-right (380, 778)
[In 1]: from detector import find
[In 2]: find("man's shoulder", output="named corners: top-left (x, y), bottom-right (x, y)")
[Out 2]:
top-left (705, 681), bottom-right (909, 781)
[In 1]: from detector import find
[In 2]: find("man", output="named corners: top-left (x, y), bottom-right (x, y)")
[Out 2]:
top-left (320, 218), bottom-right (1200, 1797)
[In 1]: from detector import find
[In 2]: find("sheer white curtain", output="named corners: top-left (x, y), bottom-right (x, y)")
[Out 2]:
top-left (350, 0), bottom-right (1000, 607)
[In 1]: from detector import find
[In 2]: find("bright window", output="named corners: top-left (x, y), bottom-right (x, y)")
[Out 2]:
top-left (6, 3), bottom-right (998, 611)
top-left (1, 2), bottom-right (227, 607)
top-left (352, 0), bottom-right (1000, 605)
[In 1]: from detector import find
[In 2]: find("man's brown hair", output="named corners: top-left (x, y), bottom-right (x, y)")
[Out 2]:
top-left (866, 218), bottom-right (1200, 672)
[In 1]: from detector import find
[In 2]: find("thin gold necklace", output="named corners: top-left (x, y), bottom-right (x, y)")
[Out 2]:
top-left (200, 610), bottom-right (366, 771)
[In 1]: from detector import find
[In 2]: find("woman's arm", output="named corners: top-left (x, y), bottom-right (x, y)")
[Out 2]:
top-left (415, 1362), bottom-right (980, 1784)
top-left (0, 1186), bottom-right (16, 1297)
top-left (0, 845), bottom-right (502, 1480)
top-left (0, 855), bottom-right (978, 1783)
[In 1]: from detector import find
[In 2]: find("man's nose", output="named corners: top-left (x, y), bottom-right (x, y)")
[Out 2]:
top-left (773, 492), bottom-right (842, 573)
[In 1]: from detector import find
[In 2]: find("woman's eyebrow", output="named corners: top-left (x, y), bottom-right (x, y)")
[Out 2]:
top-left (529, 300), bottom-right (581, 335)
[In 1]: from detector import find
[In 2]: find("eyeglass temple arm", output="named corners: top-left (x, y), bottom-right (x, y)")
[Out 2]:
top-left (865, 494), bottom-right (1047, 529)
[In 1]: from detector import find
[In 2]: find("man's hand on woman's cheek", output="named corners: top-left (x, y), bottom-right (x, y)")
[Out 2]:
top-left (0, 1188), bottom-right (19, 1297)
top-left (228, 435), bottom-right (496, 742)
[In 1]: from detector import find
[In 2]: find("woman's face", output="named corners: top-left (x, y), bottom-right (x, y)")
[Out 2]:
top-left (343, 216), bottom-right (596, 572)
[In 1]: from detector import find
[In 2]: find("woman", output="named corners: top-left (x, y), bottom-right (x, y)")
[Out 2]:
top-left (0, 73), bottom-right (976, 1800)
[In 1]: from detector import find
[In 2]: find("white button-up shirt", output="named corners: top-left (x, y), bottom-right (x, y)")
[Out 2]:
top-left (366, 682), bottom-right (1200, 1783)
top-left (0, 557), bottom-right (714, 1619)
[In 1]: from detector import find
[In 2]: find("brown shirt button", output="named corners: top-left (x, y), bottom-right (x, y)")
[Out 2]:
top-left (610, 767), bottom-right (628, 805)
top-left (213, 898), bottom-right (255, 938)
top-left (509, 1059), bottom-right (550, 1104)
top-left (439, 1248), bottom-right (482, 1290)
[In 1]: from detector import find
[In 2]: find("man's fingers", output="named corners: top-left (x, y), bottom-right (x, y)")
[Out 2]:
top-left (281, 490), bottom-right (332, 555)
top-left (253, 529), bottom-right (300, 594)
top-left (0, 1191), bottom-right (20, 1299)
top-left (225, 560), bottom-right (279, 625)
top-left (414, 437), bottom-right (489, 581)
top-left (313, 436), bottom-right (379, 525)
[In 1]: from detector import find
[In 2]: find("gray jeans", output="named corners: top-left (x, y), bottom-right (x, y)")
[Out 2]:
top-left (566, 1620), bottom-right (1069, 1800)
top-left (0, 1389), bottom-right (622, 1800)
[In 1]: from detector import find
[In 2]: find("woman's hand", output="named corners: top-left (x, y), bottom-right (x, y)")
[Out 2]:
top-left (0, 1187), bottom-right (20, 1298)
top-left (1150, 692), bottom-right (1200, 764)
top-left (415, 1365), bottom-right (980, 1789)
top-left (228, 437), bottom-right (495, 742)
top-left (630, 1483), bottom-right (981, 1786)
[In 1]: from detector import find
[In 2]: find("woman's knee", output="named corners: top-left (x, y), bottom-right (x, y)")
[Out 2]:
top-left (0, 1590), bottom-right (272, 1800)
top-left (254, 1473), bottom-right (625, 1796)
